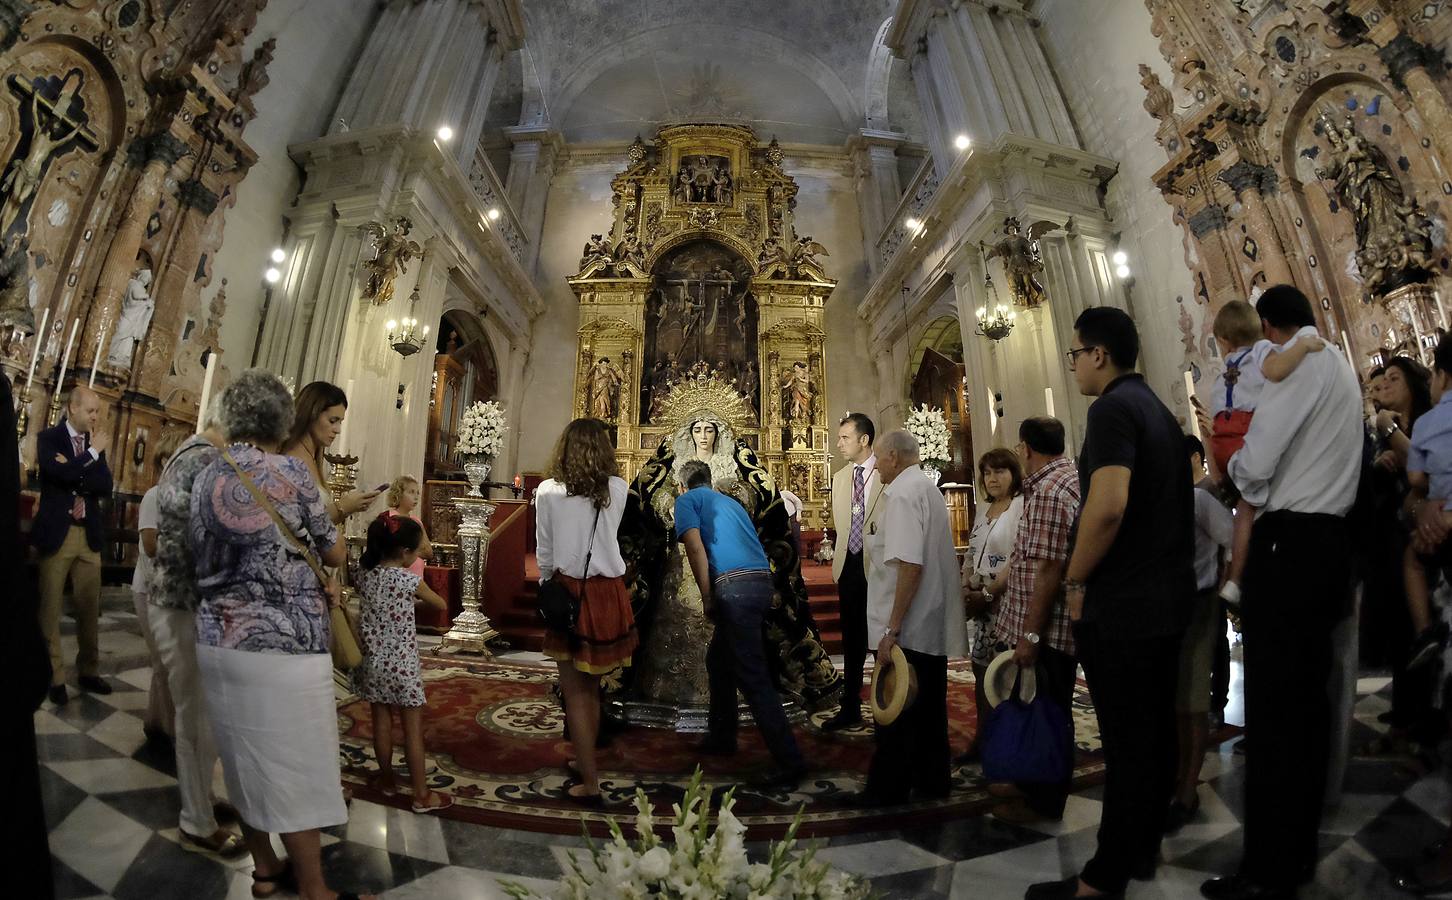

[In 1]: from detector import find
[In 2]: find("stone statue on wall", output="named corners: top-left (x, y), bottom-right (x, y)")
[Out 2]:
top-left (1138, 63), bottom-right (1175, 124)
top-left (0, 235), bottom-right (34, 333)
top-left (1315, 111), bottom-right (1433, 296)
top-left (983, 216), bottom-right (1061, 307)
top-left (780, 360), bottom-right (814, 423)
top-left (107, 268), bottom-right (154, 368)
top-left (588, 355), bottom-right (625, 420)
top-left (359, 216), bottom-right (422, 305)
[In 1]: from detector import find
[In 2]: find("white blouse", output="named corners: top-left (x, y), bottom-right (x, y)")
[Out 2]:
top-left (962, 495), bottom-right (1024, 584)
top-left (535, 476), bottom-right (629, 581)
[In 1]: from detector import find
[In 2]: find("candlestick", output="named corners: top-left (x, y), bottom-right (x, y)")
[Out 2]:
top-left (25, 307), bottom-right (49, 385)
top-left (1044, 386), bottom-right (1055, 419)
top-left (57, 318), bottom-right (78, 383)
top-left (1184, 369), bottom-right (1202, 441)
top-left (195, 353), bottom-right (217, 434)
top-left (89, 323), bottom-right (107, 388)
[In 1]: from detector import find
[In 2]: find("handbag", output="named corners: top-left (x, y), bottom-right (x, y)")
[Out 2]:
top-left (980, 667), bottom-right (1073, 785)
top-left (219, 450), bottom-right (364, 671)
top-left (537, 507), bottom-right (600, 634)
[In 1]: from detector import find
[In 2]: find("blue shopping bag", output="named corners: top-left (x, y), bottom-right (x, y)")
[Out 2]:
top-left (980, 669), bottom-right (1073, 785)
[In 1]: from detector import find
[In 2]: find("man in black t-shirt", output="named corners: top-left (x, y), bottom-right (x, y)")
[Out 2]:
top-left (1026, 307), bottom-right (1195, 900)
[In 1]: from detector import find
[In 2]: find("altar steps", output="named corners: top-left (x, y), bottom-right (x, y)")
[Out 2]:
top-left (495, 555), bottom-right (844, 655)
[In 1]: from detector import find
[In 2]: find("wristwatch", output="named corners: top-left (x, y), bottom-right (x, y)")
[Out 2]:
top-left (1023, 631), bottom-right (1041, 645)
top-left (881, 626), bottom-right (900, 639)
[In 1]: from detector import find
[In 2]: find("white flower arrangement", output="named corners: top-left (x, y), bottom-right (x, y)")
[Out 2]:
top-left (503, 769), bottom-right (872, 900)
top-left (456, 399), bottom-right (508, 457)
top-left (903, 403), bottom-right (952, 469)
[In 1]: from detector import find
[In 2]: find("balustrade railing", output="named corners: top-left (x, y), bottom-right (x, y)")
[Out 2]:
top-left (875, 156), bottom-right (940, 269)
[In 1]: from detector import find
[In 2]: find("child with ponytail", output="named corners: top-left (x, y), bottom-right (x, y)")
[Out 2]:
top-left (355, 513), bottom-right (451, 813)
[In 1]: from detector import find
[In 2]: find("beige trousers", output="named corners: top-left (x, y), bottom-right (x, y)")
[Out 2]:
top-left (38, 524), bottom-right (102, 684)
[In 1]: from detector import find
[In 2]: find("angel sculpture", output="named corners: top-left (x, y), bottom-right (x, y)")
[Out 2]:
top-left (580, 233), bottom-right (614, 275)
top-left (360, 217), bottom-right (422, 306)
top-left (983, 216), bottom-right (1060, 308)
top-left (787, 235), bottom-right (829, 280)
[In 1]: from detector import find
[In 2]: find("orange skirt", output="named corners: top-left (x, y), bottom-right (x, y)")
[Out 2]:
top-left (541, 574), bottom-right (639, 675)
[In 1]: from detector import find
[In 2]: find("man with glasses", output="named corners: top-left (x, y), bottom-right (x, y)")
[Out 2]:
top-left (1028, 307), bottom-right (1195, 900)
top-left (985, 416), bottom-right (1080, 825)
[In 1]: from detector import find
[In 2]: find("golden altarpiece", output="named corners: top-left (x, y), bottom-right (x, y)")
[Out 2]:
top-left (568, 124), bottom-right (837, 529)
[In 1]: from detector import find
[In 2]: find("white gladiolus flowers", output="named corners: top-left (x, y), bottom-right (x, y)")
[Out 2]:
top-left (904, 403), bottom-right (952, 469)
top-left (457, 400), bottom-right (508, 457)
top-left (502, 769), bottom-right (870, 900)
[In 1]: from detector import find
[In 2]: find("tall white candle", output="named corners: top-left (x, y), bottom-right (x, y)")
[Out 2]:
top-left (987, 385), bottom-right (997, 437)
top-left (1184, 369), bottom-right (1202, 441)
top-left (25, 307), bottom-right (49, 385)
top-left (88, 323), bottom-right (107, 388)
top-left (339, 378), bottom-right (356, 452)
top-left (1044, 386), bottom-right (1055, 419)
top-left (195, 353), bottom-right (217, 435)
top-left (1339, 334), bottom-right (1355, 373)
top-left (57, 318), bottom-right (79, 385)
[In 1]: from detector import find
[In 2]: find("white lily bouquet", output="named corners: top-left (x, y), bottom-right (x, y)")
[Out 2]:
top-left (504, 769), bottom-right (872, 900)
top-left (903, 403), bottom-right (951, 469)
top-left (457, 399), bottom-right (508, 457)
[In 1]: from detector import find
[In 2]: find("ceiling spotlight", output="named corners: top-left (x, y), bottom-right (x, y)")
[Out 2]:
top-left (904, 217), bottom-right (920, 232)
top-left (487, 207), bottom-right (501, 221)
top-left (270, 248), bottom-right (286, 263)
top-left (263, 267), bottom-right (281, 284)
top-left (436, 125), bottom-right (454, 142)
top-left (1115, 264), bottom-right (1132, 279)
top-left (1112, 250), bottom-right (1128, 266)
top-left (954, 134), bottom-right (971, 150)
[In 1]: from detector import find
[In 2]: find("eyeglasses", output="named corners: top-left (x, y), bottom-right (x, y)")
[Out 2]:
top-left (1065, 346), bottom-right (1097, 366)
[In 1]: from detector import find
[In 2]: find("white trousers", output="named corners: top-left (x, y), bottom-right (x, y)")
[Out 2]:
top-left (131, 590), bottom-right (174, 734)
top-left (148, 605), bottom-right (220, 837)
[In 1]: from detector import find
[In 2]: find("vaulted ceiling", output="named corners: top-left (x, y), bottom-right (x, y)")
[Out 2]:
top-left (514, 0), bottom-right (920, 145)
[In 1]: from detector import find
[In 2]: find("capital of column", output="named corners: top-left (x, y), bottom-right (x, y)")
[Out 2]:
top-left (176, 178), bottom-right (219, 216)
top-left (1378, 33), bottom-right (1444, 91)
top-left (126, 132), bottom-right (190, 170)
top-left (1218, 161), bottom-right (1277, 197)
top-left (1187, 204), bottom-right (1230, 238)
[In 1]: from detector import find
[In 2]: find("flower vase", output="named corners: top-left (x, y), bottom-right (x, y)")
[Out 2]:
top-left (921, 463), bottom-right (942, 486)
top-left (462, 453), bottom-right (493, 496)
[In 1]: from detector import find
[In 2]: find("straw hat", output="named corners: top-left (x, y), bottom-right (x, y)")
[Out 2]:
top-left (870, 644), bottom-right (919, 725)
top-left (983, 649), bottom-right (1038, 708)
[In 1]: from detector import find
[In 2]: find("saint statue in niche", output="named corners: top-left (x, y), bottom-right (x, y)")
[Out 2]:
top-left (672, 155), bottom-right (732, 204)
top-left (0, 235), bottom-right (34, 333)
top-left (107, 268), bottom-right (154, 368)
top-left (587, 356), bottom-right (624, 421)
top-left (780, 360), bottom-right (815, 423)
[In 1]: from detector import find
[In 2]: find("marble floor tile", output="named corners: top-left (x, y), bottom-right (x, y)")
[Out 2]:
top-left (85, 710), bottom-right (149, 758)
top-left (94, 689), bottom-right (151, 712)
top-left (1358, 676), bottom-right (1394, 695)
top-left (1016, 793), bottom-right (1105, 837)
top-left (36, 731), bottom-right (127, 763)
top-left (34, 708), bottom-right (81, 735)
top-left (949, 838), bottom-right (1075, 897)
top-left (345, 798), bottom-right (452, 864)
top-left (48, 757), bottom-right (177, 794)
top-left (897, 814), bottom-right (1050, 863)
top-left (1322, 793), bottom-right (1401, 836)
top-left (111, 832), bottom-right (229, 900)
top-left (114, 667), bottom-right (155, 691)
top-left (814, 838), bottom-right (952, 878)
top-left (1403, 772), bottom-right (1452, 825)
top-left (384, 865), bottom-right (559, 899)
top-left (864, 862), bottom-right (954, 899)
top-left (49, 797), bottom-right (154, 893)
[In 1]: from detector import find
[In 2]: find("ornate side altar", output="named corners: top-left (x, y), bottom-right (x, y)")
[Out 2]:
top-left (569, 124), bottom-right (843, 729)
top-left (568, 124), bottom-right (836, 531)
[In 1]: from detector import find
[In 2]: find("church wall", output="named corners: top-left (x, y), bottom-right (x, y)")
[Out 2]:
top-left (213, 0), bottom-right (375, 374)
top-left (1032, 0), bottom-right (1201, 422)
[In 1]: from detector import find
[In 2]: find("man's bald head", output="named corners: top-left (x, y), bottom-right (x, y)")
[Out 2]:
top-left (67, 386), bottom-right (102, 433)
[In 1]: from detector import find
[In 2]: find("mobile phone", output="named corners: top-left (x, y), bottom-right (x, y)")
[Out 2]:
top-left (375, 483), bottom-right (389, 492)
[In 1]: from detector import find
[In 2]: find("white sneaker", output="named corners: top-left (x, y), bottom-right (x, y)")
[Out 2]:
top-left (1219, 581), bottom-right (1241, 606)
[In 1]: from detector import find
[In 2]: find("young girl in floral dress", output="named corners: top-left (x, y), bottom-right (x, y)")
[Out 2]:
top-left (355, 514), bottom-right (451, 813)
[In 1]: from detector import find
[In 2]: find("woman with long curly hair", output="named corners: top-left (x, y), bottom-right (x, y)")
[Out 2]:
top-left (535, 418), bottom-right (637, 804)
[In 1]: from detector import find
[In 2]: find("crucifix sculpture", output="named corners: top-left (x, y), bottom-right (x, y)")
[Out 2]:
top-left (1, 69), bottom-right (100, 237)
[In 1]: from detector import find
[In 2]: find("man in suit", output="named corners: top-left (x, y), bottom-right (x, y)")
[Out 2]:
top-left (34, 385), bottom-right (113, 705)
top-left (824, 412), bottom-right (883, 730)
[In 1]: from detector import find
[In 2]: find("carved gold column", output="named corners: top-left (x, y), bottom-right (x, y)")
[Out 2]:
top-left (1219, 161), bottom-right (1293, 286)
top-left (81, 133), bottom-right (189, 373)
top-left (136, 181), bottom-right (218, 395)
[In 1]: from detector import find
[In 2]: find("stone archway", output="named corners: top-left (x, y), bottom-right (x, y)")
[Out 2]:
top-left (425, 306), bottom-right (500, 480)
top-left (907, 315), bottom-right (970, 485)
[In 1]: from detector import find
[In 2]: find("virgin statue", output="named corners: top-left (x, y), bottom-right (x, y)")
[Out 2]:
top-left (613, 376), bottom-right (840, 728)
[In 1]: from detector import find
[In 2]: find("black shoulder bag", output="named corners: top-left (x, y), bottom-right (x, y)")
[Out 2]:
top-left (537, 506), bottom-right (601, 634)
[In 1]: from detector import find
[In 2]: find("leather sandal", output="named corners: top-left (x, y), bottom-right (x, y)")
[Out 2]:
top-left (180, 828), bottom-right (247, 859)
top-left (250, 860), bottom-right (296, 899)
top-left (411, 791), bottom-right (454, 814)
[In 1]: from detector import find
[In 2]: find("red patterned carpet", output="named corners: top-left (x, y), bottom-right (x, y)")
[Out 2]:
top-left (337, 656), bottom-right (1240, 838)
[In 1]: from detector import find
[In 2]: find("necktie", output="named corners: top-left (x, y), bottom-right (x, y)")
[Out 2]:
top-left (71, 434), bottom-right (86, 521)
top-left (848, 465), bottom-right (865, 554)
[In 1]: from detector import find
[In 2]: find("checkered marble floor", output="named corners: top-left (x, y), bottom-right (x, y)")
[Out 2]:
top-left (35, 591), bottom-right (1444, 898)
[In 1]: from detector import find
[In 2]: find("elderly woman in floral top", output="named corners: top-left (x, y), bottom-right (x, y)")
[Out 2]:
top-left (189, 369), bottom-right (374, 900)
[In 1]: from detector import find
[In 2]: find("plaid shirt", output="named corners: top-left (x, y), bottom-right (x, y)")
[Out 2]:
top-left (994, 455), bottom-right (1080, 655)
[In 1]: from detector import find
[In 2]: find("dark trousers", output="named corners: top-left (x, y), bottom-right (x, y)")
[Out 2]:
top-left (707, 571), bottom-right (805, 770)
top-left (866, 647), bottom-right (949, 802)
top-left (1210, 602), bottom-right (1231, 716)
top-left (1019, 642), bottom-right (1078, 818)
top-left (1076, 623), bottom-right (1182, 894)
top-left (837, 551), bottom-right (868, 714)
top-left (1240, 511), bottom-right (1351, 889)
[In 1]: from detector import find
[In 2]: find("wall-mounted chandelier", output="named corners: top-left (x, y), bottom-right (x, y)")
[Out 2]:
top-left (386, 284), bottom-right (430, 357)
top-left (975, 263), bottom-right (1015, 342)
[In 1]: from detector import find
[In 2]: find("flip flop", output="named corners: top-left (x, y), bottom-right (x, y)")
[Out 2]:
top-left (411, 792), bottom-right (454, 814)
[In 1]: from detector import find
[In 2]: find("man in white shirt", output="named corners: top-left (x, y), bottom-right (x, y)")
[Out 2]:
top-left (825, 412), bottom-right (882, 730)
top-left (1201, 285), bottom-right (1362, 900)
top-left (859, 430), bottom-right (967, 805)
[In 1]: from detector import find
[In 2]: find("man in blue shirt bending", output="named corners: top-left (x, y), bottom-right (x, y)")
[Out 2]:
top-left (675, 459), bottom-right (807, 789)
